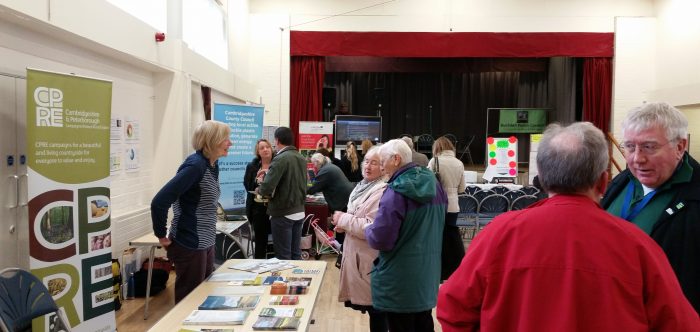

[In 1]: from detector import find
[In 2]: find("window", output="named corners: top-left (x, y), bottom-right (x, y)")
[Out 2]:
top-left (183, 0), bottom-right (229, 69)
top-left (107, 0), bottom-right (167, 32)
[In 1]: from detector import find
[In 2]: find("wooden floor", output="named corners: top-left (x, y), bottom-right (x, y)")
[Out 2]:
top-left (116, 254), bottom-right (452, 331)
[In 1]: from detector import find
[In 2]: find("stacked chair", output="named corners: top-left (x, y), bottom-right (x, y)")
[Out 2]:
top-left (457, 186), bottom-right (546, 240)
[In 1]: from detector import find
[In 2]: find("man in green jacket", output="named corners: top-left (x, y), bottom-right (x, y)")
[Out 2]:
top-left (257, 127), bottom-right (308, 260)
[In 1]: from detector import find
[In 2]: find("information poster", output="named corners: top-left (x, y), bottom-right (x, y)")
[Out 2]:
top-left (498, 109), bottom-right (547, 133)
top-left (528, 134), bottom-right (542, 185)
top-left (26, 68), bottom-right (115, 332)
top-left (483, 136), bottom-right (518, 183)
top-left (213, 103), bottom-right (264, 211)
top-left (298, 121), bottom-right (334, 158)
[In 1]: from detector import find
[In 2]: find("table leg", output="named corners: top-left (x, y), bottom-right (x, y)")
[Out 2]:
top-left (144, 245), bottom-right (156, 319)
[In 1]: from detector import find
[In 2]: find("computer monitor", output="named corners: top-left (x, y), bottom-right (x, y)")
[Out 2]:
top-left (334, 115), bottom-right (382, 146)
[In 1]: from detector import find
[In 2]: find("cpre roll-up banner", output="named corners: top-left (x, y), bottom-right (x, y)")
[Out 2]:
top-left (26, 69), bottom-right (115, 332)
top-left (213, 103), bottom-right (264, 211)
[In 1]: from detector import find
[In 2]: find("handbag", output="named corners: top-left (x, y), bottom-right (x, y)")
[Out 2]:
top-left (433, 156), bottom-right (441, 182)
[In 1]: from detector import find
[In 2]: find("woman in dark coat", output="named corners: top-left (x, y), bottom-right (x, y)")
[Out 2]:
top-left (243, 139), bottom-right (275, 258)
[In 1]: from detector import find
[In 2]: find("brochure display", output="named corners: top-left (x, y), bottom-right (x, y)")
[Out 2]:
top-left (147, 259), bottom-right (327, 331)
top-left (26, 68), bottom-right (115, 331)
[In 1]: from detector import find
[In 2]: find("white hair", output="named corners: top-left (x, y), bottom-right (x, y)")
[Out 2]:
top-left (310, 153), bottom-right (328, 167)
top-left (379, 139), bottom-right (412, 166)
top-left (622, 102), bottom-right (688, 142)
top-left (400, 136), bottom-right (414, 149)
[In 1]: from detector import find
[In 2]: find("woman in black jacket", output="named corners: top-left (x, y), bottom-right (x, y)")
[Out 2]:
top-left (243, 139), bottom-right (275, 259)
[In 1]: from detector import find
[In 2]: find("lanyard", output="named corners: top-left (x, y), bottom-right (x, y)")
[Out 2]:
top-left (621, 181), bottom-right (656, 221)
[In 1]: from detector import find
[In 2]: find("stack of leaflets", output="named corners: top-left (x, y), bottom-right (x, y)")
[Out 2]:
top-left (252, 317), bottom-right (301, 330)
top-left (259, 307), bottom-right (304, 318)
top-left (208, 271), bottom-right (259, 282)
top-left (182, 310), bottom-right (249, 326)
top-left (197, 295), bottom-right (260, 310)
top-left (285, 277), bottom-right (312, 287)
top-left (268, 296), bottom-right (299, 305)
top-left (229, 258), bottom-right (296, 273)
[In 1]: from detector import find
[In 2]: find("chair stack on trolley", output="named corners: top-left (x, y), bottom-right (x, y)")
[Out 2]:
top-left (457, 185), bottom-right (548, 240)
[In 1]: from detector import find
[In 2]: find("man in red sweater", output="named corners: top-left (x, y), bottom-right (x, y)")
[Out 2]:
top-left (437, 122), bottom-right (699, 331)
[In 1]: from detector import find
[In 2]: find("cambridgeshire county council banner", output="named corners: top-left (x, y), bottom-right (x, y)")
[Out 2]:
top-left (26, 68), bottom-right (115, 332)
top-left (213, 103), bottom-right (264, 211)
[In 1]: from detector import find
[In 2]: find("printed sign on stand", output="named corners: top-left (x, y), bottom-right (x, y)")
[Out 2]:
top-left (482, 136), bottom-right (518, 183)
top-left (26, 68), bottom-right (115, 332)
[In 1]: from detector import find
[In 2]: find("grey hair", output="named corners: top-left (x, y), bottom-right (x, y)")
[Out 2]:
top-left (536, 122), bottom-right (608, 194)
top-left (364, 145), bottom-right (380, 161)
top-left (379, 139), bottom-right (412, 166)
top-left (622, 102), bottom-right (688, 142)
top-left (400, 136), bottom-right (414, 149)
top-left (310, 153), bottom-right (328, 167)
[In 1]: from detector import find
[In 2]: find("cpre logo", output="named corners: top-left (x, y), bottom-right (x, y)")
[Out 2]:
top-left (34, 86), bottom-right (64, 127)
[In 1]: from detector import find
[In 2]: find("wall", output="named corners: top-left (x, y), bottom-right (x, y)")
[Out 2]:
top-left (0, 17), bottom-right (156, 258)
top-left (608, 0), bottom-right (700, 167)
top-left (0, 0), bottom-right (260, 259)
top-left (248, 0), bottom-right (654, 127)
top-left (652, 0), bottom-right (700, 160)
top-left (610, 17), bottom-right (657, 172)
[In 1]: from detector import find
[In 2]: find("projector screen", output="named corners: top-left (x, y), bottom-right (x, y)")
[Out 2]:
top-left (334, 115), bottom-right (382, 146)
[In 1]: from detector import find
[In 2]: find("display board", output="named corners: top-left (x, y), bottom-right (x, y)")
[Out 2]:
top-left (482, 136), bottom-right (518, 183)
top-left (498, 109), bottom-right (547, 133)
top-left (26, 68), bottom-right (115, 332)
top-left (213, 103), bottom-right (264, 211)
top-left (298, 121), bottom-right (334, 158)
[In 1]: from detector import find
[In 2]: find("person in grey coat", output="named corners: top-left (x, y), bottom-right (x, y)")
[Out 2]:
top-left (401, 136), bottom-right (429, 167)
top-left (308, 153), bottom-right (353, 212)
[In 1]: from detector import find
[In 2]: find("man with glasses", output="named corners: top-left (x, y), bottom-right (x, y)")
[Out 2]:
top-left (601, 102), bottom-right (700, 313)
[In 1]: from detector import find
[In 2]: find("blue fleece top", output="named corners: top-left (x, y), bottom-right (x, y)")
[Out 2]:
top-left (151, 151), bottom-right (220, 250)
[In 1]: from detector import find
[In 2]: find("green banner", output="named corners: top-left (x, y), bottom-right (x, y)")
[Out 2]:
top-left (498, 109), bottom-right (547, 133)
top-left (26, 69), bottom-right (115, 332)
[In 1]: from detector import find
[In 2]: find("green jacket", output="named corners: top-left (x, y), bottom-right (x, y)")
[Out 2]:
top-left (365, 163), bottom-right (447, 312)
top-left (257, 146), bottom-right (307, 217)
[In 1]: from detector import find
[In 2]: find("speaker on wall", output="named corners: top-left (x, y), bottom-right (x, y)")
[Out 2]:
top-left (322, 87), bottom-right (336, 109)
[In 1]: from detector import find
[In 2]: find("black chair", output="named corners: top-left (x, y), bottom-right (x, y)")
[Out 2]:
top-left (520, 186), bottom-right (540, 196)
top-left (473, 189), bottom-right (494, 203)
top-left (458, 135), bottom-right (475, 165)
top-left (476, 194), bottom-right (510, 233)
top-left (504, 189), bottom-right (526, 204)
top-left (465, 185), bottom-right (482, 196)
top-left (510, 195), bottom-right (539, 211)
top-left (457, 195), bottom-right (479, 239)
top-left (442, 133), bottom-right (458, 147)
top-left (0, 268), bottom-right (72, 332)
top-left (416, 134), bottom-right (434, 155)
top-left (490, 185), bottom-right (510, 195)
top-left (216, 203), bottom-right (253, 258)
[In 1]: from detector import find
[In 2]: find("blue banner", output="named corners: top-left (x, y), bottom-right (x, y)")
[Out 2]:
top-left (213, 103), bottom-right (264, 211)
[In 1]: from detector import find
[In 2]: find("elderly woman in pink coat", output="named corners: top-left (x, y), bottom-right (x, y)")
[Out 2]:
top-left (331, 146), bottom-right (388, 332)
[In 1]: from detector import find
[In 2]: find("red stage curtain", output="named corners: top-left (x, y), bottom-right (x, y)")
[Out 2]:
top-left (291, 31), bottom-right (614, 58)
top-left (290, 56), bottom-right (325, 141)
top-left (582, 58), bottom-right (612, 132)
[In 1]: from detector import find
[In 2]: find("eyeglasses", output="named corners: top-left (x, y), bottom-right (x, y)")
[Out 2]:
top-left (619, 140), bottom-right (672, 154)
top-left (363, 160), bottom-right (380, 167)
